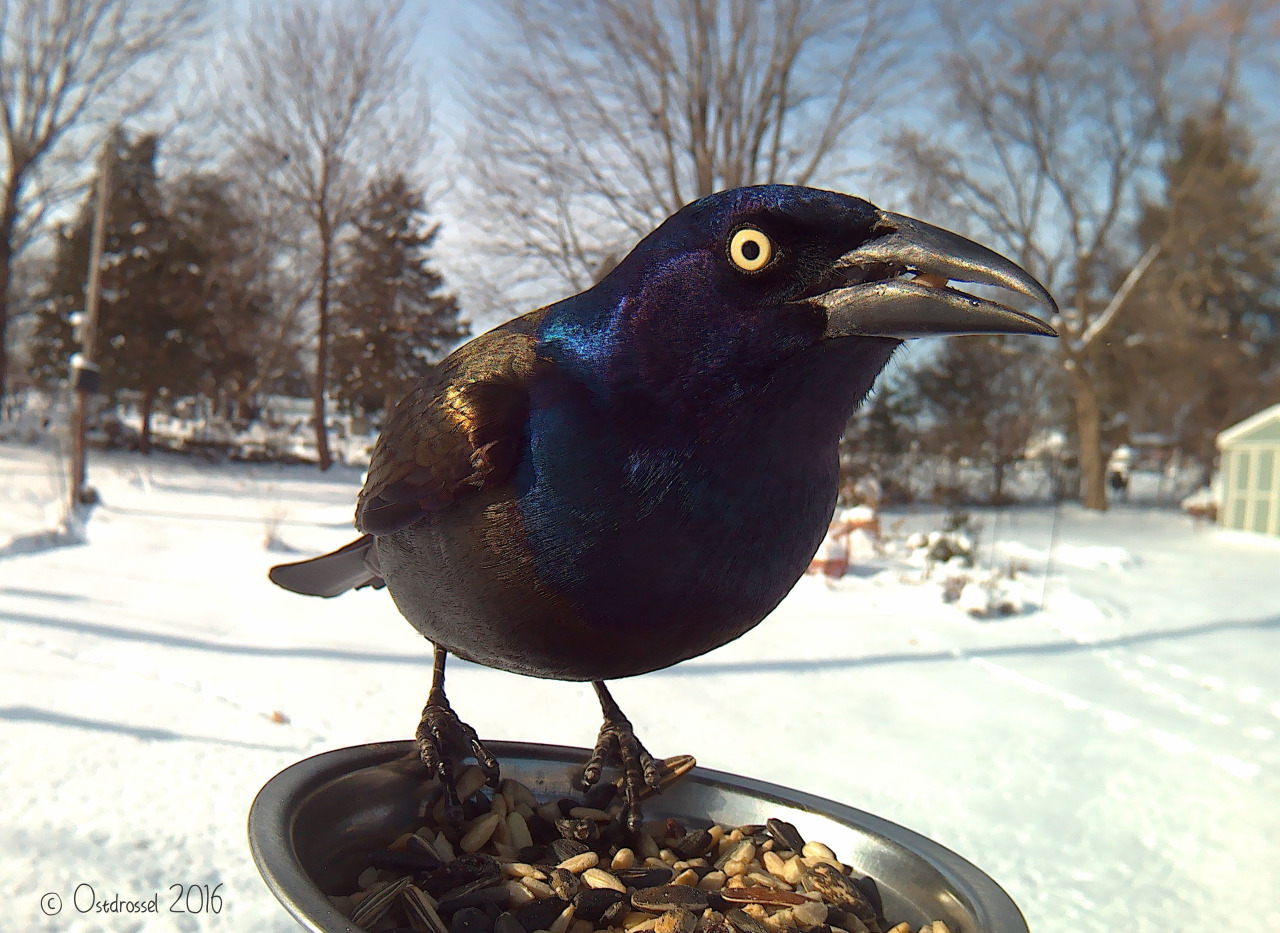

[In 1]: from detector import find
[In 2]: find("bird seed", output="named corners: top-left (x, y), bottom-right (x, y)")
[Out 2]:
top-left (334, 758), bottom-right (955, 933)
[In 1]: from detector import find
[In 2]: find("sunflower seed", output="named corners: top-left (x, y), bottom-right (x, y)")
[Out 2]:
top-left (557, 817), bottom-right (599, 845)
top-left (851, 876), bottom-right (884, 923)
top-left (494, 913), bottom-right (524, 933)
top-left (350, 875), bottom-right (411, 927)
top-left (400, 882), bottom-right (447, 933)
top-left (507, 812), bottom-right (535, 851)
top-left (573, 887), bottom-right (627, 922)
top-left (581, 868), bottom-right (627, 893)
top-left (724, 908), bottom-right (771, 933)
top-left (618, 754), bottom-right (697, 801)
top-left (438, 875), bottom-right (507, 913)
top-left (799, 864), bottom-right (876, 926)
top-left (790, 900), bottom-right (828, 930)
top-left (522, 876), bottom-right (556, 899)
top-left (720, 886), bottom-right (808, 907)
top-left (673, 830), bottom-right (715, 859)
top-left (340, 774), bottom-right (955, 933)
top-left (764, 820), bottom-right (806, 853)
top-left (631, 885), bottom-right (709, 914)
top-left (504, 863), bottom-right (546, 880)
top-left (551, 838), bottom-right (591, 863)
top-left (502, 879), bottom-right (538, 907)
top-left (454, 765), bottom-right (488, 803)
top-left (557, 851), bottom-right (599, 874)
top-left (548, 902), bottom-right (576, 933)
top-left (461, 812), bottom-right (503, 853)
top-left (455, 906), bottom-right (496, 933)
top-left (512, 896), bottom-right (570, 932)
top-left (551, 868), bottom-right (582, 900)
top-left (616, 866), bottom-right (675, 888)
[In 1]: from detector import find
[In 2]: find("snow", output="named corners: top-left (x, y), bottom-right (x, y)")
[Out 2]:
top-left (2, 440), bottom-right (1279, 932)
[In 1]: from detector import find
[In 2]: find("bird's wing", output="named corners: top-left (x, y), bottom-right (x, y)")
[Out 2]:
top-left (355, 312), bottom-right (547, 536)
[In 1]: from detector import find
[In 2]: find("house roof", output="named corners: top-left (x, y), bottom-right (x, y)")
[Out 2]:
top-left (1217, 401), bottom-right (1280, 448)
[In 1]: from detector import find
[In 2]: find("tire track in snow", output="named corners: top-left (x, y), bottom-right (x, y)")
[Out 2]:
top-left (967, 655), bottom-right (1261, 780)
top-left (1128, 653), bottom-right (1278, 739)
top-left (1035, 597), bottom-right (1278, 747)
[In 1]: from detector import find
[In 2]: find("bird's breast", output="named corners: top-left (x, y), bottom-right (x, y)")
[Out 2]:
top-left (378, 338), bottom-right (895, 683)
top-left (509, 374), bottom-right (843, 678)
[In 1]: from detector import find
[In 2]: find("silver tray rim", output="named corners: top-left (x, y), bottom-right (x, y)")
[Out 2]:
top-left (248, 740), bottom-right (1027, 933)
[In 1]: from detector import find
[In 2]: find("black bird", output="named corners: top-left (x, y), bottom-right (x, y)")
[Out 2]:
top-left (270, 185), bottom-right (1056, 826)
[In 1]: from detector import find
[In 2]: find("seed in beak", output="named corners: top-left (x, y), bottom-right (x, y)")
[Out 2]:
top-left (912, 272), bottom-right (949, 289)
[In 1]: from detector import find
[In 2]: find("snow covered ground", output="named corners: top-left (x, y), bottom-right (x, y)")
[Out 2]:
top-left (2, 440), bottom-right (1278, 933)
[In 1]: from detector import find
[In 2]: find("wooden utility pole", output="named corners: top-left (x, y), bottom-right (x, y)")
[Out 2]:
top-left (69, 137), bottom-right (112, 509)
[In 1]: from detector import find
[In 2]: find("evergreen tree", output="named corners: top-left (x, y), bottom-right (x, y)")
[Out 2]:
top-left (31, 130), bottom-right (208, 451)
top-left (911, 337), bottom-right (1052, 503)
top-left (839, 372), bottom-right (921, 503)
top-left (165, 172), bottom-right (277, 417)
top-left (1103, 110), bottom-right (1280, 479)
top-left (330, 175), bottom-right (466, 418)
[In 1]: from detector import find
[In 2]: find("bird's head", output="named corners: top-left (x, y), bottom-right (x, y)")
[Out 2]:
top-left (542, 185), bottom-right (1056, 420)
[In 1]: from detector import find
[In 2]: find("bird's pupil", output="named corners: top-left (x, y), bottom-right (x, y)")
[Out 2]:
top-left (741, 240), bottom-right (760, 261)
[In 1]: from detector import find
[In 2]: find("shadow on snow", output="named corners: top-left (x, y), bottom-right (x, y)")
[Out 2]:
top-left (0, 705), bottom-right (304, 752)
top-left (1, 607), bottom-right (1276, 675)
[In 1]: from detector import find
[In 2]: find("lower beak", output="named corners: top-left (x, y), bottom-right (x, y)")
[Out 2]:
top-left (817, 211), bottom-right (1058, 339)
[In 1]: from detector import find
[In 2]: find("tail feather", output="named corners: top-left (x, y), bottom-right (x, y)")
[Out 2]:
top-left (268, 534), bottom-right (385, 598)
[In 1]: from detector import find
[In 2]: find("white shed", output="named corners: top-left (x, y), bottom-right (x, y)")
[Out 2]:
top-left (1217, 402), bottom-right (1280, 536)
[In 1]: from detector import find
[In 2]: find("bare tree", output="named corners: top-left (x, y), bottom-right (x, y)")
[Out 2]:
top-left (463, 0), bottom-right (917, 307)
top-left (220, 0), bottom-right (429, 470)
top-left (886, 0), bottom-right (1266, 510)
top-left (0, 0), bottom-right (205, 401)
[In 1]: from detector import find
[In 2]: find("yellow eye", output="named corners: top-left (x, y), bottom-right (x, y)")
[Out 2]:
top-left (728, 227), bottom-right (773, 272)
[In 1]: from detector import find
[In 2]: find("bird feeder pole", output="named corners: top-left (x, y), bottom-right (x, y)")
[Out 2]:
top-left (69, 135), bottom-right (112, 509)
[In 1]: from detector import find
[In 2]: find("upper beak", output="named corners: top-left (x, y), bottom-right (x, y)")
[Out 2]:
top-left (815, 211), bottom-right (1058, 339)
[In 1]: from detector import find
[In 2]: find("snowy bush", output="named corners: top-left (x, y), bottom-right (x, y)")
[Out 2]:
top-left (894, 510), bottom-right (1034, 618)
top-left (943, 567), bottom-right (1029, 618)
top-left (905, 509), bottom-right (978, 568)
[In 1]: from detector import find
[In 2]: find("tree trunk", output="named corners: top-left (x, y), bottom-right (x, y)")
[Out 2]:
top-left (991, 459), bottom-right (1006, 504)
top-left (313, 223), bottom-right (334, 470)
top-left (0, 202), bottom-right (15, 404)
top-left (1071, 366), bottom-right (1108, 511)
top-left (140, 386), bottom-right (155, 455)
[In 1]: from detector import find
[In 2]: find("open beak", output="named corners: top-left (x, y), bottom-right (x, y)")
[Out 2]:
top-left (815, 211), bottom-right (1058, 339)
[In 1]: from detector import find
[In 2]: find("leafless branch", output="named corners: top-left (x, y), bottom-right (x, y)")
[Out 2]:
top-left (885, 0), bottom-right (1269, 510)
top-left (215, 0), bottom-right (430, 468)
top-left (462, 0), bottom-right (917, 312)
top-left (0, 0), bottom-right (206, 396)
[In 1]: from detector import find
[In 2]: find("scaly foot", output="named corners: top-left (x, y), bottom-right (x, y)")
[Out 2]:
top-left (582, 682), bottom-right (661, 832)
top-left (416, 648), bottom-right (499, 821)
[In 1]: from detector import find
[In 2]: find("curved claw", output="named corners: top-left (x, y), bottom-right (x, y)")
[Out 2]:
top-left (470, 734), bottom-right (501, 788)
top-left (584, 712), bottom-right (660, 832)
top-left (415, 697), bottom-right (498, 822)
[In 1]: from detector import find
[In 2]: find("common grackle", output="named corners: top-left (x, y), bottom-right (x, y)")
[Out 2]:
top-left (270, 185), bottom-right (1056, 827)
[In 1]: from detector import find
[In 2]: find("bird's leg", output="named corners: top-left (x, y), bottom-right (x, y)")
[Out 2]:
top-left (416, 645), bottom-right (500, 820)
top-left (582, 681), bottom-right (661, 832)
